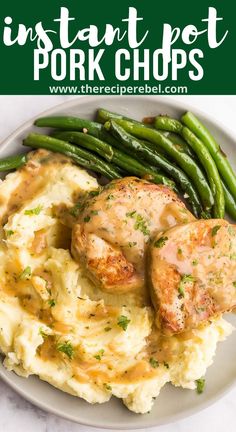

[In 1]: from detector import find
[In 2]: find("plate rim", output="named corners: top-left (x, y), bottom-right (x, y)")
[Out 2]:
top-left (0, 95), bottom-right (236, 429)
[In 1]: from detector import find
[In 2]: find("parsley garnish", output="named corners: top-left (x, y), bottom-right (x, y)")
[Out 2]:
top-left (24, 205), bottom-right (43, 215)
top-left (178, 274), bottom-right (195, 297)
top-left (6, 230), bottom-right (14, 237)
top-left (69, 202), bottom-right (83, 217)
top-left (126, 211), bottom-right (150, 236)
top-left (39, 327), bottom-right (48, 339)
top-left (84, 215), bottom-right (91, 222)
top-left (192, 259), bottom-right (198, 266)
top-left (106, 194), bottom-right (115, 200)
top-left (154, 236), bottom-right (168, 248)
top-left (128, 241), bottom-right (137, 248)
top-left (104, 327), bottom-right (112, 332)
top-left (149, 357), bottom-right (159, 368)
top-left (117, 315), bottom-right (130, 331)
top-left (211, 225), bottom-right (221, 237)
top-left (104, 383), bottom-right (112, 391)
top-left (233, 281), bottom-right (236, 288)
top-left (48, 299), bottom-right (56, 307)
top-left (164, 362), bottom-right (169, 369)
top-left (126, 210), bottom-right (136, 218)
top-left (196, 378), bottom-right (205, 394)
top-left (94, 349), bottom-right (105, 361)
top-left (57, 341), bottom-right (74, 359)
top-left (19, 266), bottom-right (31, 280)
top-left (89, 190), bottom-right (100, 197)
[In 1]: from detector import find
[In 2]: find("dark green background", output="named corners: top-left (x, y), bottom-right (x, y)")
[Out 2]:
top-left (0, 0), bottom-right (235, 94)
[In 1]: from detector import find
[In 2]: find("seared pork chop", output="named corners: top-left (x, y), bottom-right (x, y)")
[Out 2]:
top-left (149, 219), bottom-right (236, 334)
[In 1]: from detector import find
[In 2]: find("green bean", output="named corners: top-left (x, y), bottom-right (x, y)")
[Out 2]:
top-left (0, 154), bottom-right (27, 171)
top-left (161, 132), bottom-right (196, 159)
top-left (105, 120), bottom-right (203, 217)
top-left (222, 182), bottom-right (236, 221)
top-left (50, 131), bottom-right (174, 189)
top-left (155, 116), bottom-right (183, 134)
top-left (181, 111), bottom-right (236, 201)
top-left (154, 117), bottom-right (196, 159)
top-left (182, 127), bottom-right (225, 218)
top-left (111, 119), bottom-right (214, 212)
top-left (35, 116), bottom-right (102, 138)
top-left (52, 131), bottom-right (114, 162)
top-left (97, 108), bottom-right (141, 125)
top-left (23, 133), bottom-right (120, 180)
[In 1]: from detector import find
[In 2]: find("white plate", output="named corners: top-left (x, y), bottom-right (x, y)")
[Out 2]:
top-left (0, 96), bottom-right (236, 429)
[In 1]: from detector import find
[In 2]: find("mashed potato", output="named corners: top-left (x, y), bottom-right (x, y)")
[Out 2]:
top-left (0, 150), bottom-right (233, 414)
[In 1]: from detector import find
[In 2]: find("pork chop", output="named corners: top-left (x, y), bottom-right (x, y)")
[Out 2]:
top-left (149, 219), bottom-right (236, 334)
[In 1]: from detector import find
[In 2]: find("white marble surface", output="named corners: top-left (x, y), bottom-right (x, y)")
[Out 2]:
top-left (0, 95), bottom-right (236, 432)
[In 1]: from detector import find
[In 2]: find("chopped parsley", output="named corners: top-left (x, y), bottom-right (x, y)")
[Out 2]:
top-left (48, 299), bottom-right (56, 307)
top-left (153, 236), bottom-right (168, 248)
top-left (57, 341), bottom-right (74, 359)
top-left (163, 362), bottom-right (169, 369)
top-left (6, 230), bottom-right (14, 237)
top-left (178, 274), bottom-right (195, 297)
top-left (104, 326), bottom-right (112, 332)
top-left (128, 241), bottom-right (137, 248)
top-left (149, 357), bottom-right (159, 368)
top-left (233, 281), bottom-right (236, 288)
top-left (39, 327), bottom-right (48, 339)
top-left (69, 202), bottom-right (83, 217)
top-left (94, 349), bottom-right (104, 361)
top-left (230, 253), bottom-right (236, 260)
top-left (126, 210), bottom-right (136, 218)
top-left (89, 190), bottom-right (100, 197)
top-left (134, 214), bottom-right (150, 235)
top-left (117, 315), bottom-right (130, 331)
top-left (126, 211), bottom-right (150, 236)
top-left (192, 259), bottom-right (198, 266)
top-left (177, 248), bottom-right (182, 255)
top-left (196, 378), bottom-right (205, 394)
top-left (211, 225), bottom-right (221, 237)
top-left (104, 383), bottom-right (112, 391)
top-left (24, 205), bottom-right (43, 216)
top-left (84, 215), bottom-right (91, 222)
top-left (91, 210), bottom-right (99, 216)
top-left (19, 266), bottom-right (32, 280)
top-left (106, 194), bottom-right (115, 201)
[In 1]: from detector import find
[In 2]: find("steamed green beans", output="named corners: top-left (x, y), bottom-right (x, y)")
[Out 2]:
top-left (52, 131), bottom-right (114, 162)
top-left (181, 111), bottom-right (236, 201)
top-left (181, 127), bottom-right (225, 218)
top-left (0, 154), bottom-right (27, 171)
top-left (35, 116), bottom-right (102, 138)
top-left (111, 119), bottom-right (214, 211)
top-left (106, 120), bottom-right (202, 217)
top-left (51, 131), bottom-right (175, 189)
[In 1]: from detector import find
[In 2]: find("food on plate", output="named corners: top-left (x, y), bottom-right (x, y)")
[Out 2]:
top-left (150, 219), bottom-right (236, 334)
top-left (0, 107), bottom-right (235, 414)
top-left (70, 177), bottom-right (194, 293)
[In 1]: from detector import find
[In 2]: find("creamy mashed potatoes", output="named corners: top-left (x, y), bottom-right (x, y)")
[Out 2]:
top-left (0, 150), bottom-right (233, 414)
